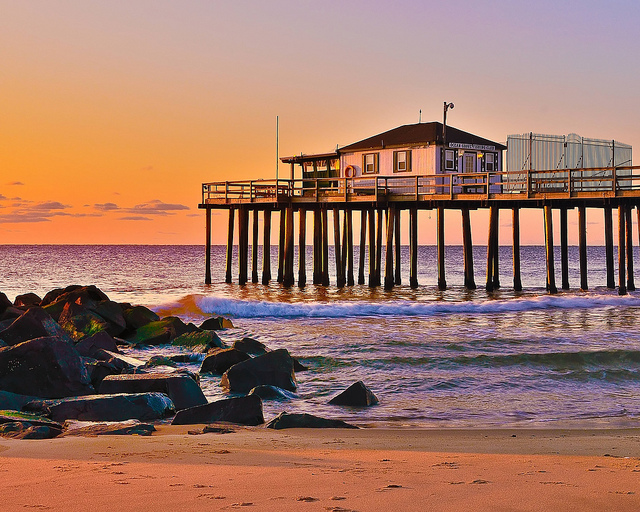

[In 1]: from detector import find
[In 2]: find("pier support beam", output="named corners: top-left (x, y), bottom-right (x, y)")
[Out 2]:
top-left (375, 209), bottom-right (383, 287)
top-left (205, 208), bottom-right (212, 285)
top-left (618, 205), bottom-right (627, 295)
top-left (492, 208), bottom-right (500, 289)
top-left (384, 206), bottom-right (396, 290)
top-left (486, 206), bottom-right (498, 292)
top-left (560, 208), bottom-right (569, 290)
top-left (333, 208), bottom-right (345, 288)
top-left (512, 208), bottom-right (522, 292)
top-left (544, 205), bottom-right (557, 294)
top-left (262, 209), bottom-right (271, 285)
top-left (461, 208), bottom-right (476, 290)
top-left (437, 207), bottom-right (446, 290)
top-left (238, 207), bottom-right (249, 285)
top-left (313, 209), bottom-right (321, 285)
top-left (346, 209), bottom-right (354, 286)
top-left (298, 209), bottom-right (306, 288)
top-left (409, 207), bottom-right (418, 289)
top-left (252, 209), bottom-right (259, 283)
top-left (341, 210), bottom-right (348, 286)
top-left (358, 210), bottom-right (367, 285)
top-left (605, 207), bottom-right (615, 289)
top-left (283, 206), bottom-right (295, 287)
top-left (394, 209), bottom-right (401, 285)
top-left (368, 209), bottom-right (376, 287)
top-left (321, 208), bottom-right (329, 286)
top-left (277, 210), bottom-right (285, 283)
top-left (225, 208), bottom-right (235, 284)
top-left (625, 205), bottom-right (635, 291)
top-left (578, 206), bottom-right (587, 291)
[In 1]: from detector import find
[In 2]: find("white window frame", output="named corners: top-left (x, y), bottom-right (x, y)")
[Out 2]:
top-left (445, 149), bottom-right (457, 171)
top-left (363, 153), bottom-right (378, 174)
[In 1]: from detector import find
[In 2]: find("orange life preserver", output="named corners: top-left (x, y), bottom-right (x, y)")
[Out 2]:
top-left (344, 165), bottom-right (355, 178)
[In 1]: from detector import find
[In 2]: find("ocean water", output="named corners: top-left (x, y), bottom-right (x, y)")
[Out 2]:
top-left (2, 244), bottom-right (640, 428)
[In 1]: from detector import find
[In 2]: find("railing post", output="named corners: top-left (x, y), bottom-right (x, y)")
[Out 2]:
top-left (567, 171), bottom-right (572, 197)
top-left (527, 171), bottom-right (531, 198)
top-left (613, 167), bottom-right (617, 196)
top-left (415, 175), bottom-right (419, 201)
top-left (375, 177), bottom-right (379, 203)
top-left (486, 172), bottom-right (490, 199)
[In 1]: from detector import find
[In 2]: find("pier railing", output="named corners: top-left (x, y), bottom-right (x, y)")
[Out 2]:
top-left (202, 166), bottom-right (640, 204)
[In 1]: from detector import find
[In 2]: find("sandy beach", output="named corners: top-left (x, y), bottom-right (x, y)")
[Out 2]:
top-left (1, 426), bottom-right (639, 511)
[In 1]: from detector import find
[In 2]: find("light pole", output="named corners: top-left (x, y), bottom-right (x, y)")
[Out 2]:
top-left (442, 101), bottom-right (454, 174)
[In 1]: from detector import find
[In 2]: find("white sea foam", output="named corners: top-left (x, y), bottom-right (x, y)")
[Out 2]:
top-left (196, 293), bottom-right (640, 319)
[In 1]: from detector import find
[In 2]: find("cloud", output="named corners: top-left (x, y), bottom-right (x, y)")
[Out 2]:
top-left (0, 194), bottom-right (6, 200)
top-left (94, 202), bottom-right (120, 211)
top-left (33, 201), bottom-right (71, 210)
top-left (126, 200), bottom-right (190, 215)
top-left (0, 213), bottom-right (52, 224)
top-left (119, 216), bottom-right (153, 221)
top-left (8, 181), bottom-right (25, 186)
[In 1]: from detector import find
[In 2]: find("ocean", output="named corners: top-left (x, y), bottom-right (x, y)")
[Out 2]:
top-left (2, 244), bottom-right (640, 428)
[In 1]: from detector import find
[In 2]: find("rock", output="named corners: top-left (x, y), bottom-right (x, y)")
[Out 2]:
top-left (293, 358), bottom-right (309, 372)
top-left (142, 355), bottom-right (177, 368)
top-left (171, 330), bottom-right (224, 351)
top-left (248, 385), bottom-right (296, 401)
top-left (328, 381), bottom-right (379, 407)
top-left (99, 373), bottom-right (207, 411)
top-left (266, 412), bottom-right (358, 430)
top-left (87, 300), bottom-right (127, 337)
top-left (94, 349), bottom-right (146, 368)
top-left (0, 336), bottom-right (94, 398)
top-left (125, 316), bottom-right (197, 346)
top-left (74, 331), bottom-right (120, 358)
top-left (199, 317), bottom-right (234, 330)
top-left (171, 395), bottom-right (263, 426)
top-left (13, 293), bottom-right (41, 308)
top-left (0, 422), bottom-right (62, 439)
top-left (0, 307), bottom-right (70, 346)
top-left (232, 337), bottom-right (268, 356)
top-left (0, 292), bottom-right (12, 315)
top-left (200, 348), bottom-right (250, 375)
top-left (168, 354), bottom-right (202, 364)
top-left (0, 306), bottom-right (24, 322)
top-left (220, 348), bottom-right (296, 393)
top-left (60, 419), bottom-right (156, 437)
top-left (121, 305), bottom-right (160, 334)
top-left (0, 391), bottom-right (40, 411)
top-left (58, 301), bottom-right (111, 341)
top-left (24, 393), bottom-right (175, 422)
top-left (42, 285), bottom-right (110, 321)
top-left (0, 410), bottom-right (64, 429)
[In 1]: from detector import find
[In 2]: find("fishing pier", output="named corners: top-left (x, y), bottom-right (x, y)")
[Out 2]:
top-left (199, 121), bottom-right (638, 294)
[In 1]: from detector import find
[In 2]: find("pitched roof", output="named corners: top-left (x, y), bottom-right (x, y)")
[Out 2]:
top-left (339, 122), bottom-right (506, 152)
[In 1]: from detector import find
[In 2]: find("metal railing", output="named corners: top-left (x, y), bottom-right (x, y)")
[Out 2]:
top-left (202, 166), bottom-right (640, 204)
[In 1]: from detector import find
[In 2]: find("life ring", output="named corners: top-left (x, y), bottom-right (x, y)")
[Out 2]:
top-left (344, 165), bottom-right (355, 178)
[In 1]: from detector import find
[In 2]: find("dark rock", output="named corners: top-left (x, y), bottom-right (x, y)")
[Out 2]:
top-left (60, 419), bottom-right (156, 437)
top-left (125, 316), bottom-right (196, 346)
top-left (74, 331), bottom-right (120, 358)
top-left (94, 349), bottom-right (146, 368)
top-left (0, 336), bottom-right (94, 398)
top-left (143, 355), bottom-right (177, 368)
top-left (42, 285), bottom-right (110, 321)
top-left (0, 306), bottom-right (24, 322)
top-left (0, 422), bottom-right (62, 439)
top-left (232, 337), bottom-right (268, 356)
top-left (99, 373), bottom-right (207, 411)
top-left (199, 317), bottom-right (234, 330)
top-left (266, 412), bottom-right (358, 429)
top-left (200, 348), bottom-right (250, 375)
top-left (0, 292), bottom-right (12, 315)
top-left (58, 299), bottom-right (127, 340)
top-left (122, 305), bottom-right (160, 332)
top-left (172, 395), bottom-right (263, 426)
top-left (220, 348), bottom-right (296, 393)
top-left (14, 293), bottom-right (42, 308)
top-left (293, 358), bottom-right (309, 372)
top-left (88, 300), bottom-right (127, 337)
top-left (168, 354), bottom-right (202, 364)
top-left (248, 385), bottom-right (296, 401)
top-left (0, 307), bottom-right (70, 346)
top-left (0, 391), bottom-right (40, 411)
top-left (171, 330), bottom-right (223, 351)
top-left (328, 381), bottom-right (379, 407)
top-left (0, 410), bottom-right (64, 429)
top-left (24, 392), bottom-right (175, 422)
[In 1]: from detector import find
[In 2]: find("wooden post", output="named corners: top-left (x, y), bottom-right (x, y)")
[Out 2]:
top-left (410, 207), bottom-right (418, 288)
top-left (262, 209), bottom-right (271, 285)
top-left (461, 208), bottom-right (476, 290)
top-left (375, 209), bottom-right (383, 286)
top-left (368, 208), bottom-right (376, 287)
top-left (512, 207), bottom-right (522, 292)
top-left (238, 207), bottom-right (249, 285)
top-left (277, 209), bottom-right (285, 283)
top-left (298, 209), bottom-right (306, 288)
top-left (560, 208), bottom-right (569, 290)
top-left (333, 208), bottom-right (344, 288)
top-left (251, 208), bottom-right (259, 283)
top-left (341, 209), bottom-right (348, 285)
top-left (625, 205), bottom-right (635, 291)
top-left (205, 207), bottom-right (212, 285)
top-left (283, 206), bottom-right (295, 287)
top-left (384, 206), bottom-right (395, 290)
top-left (313, 209), bottom-right (321, 285)
top-left (618, 205), bottom-right (627, 295)
top-left (225, 208), bottom-right (235, 284)
top-left (544, 205), bottom-right (557, 294)
top-left (492, 207), bottom-right (500, 289)
top-left (358, 210), bottom-right (367, 285)
top-left (486, 206), bottom-right (496, 292)
top-left (346, 209), bottom-right (354, 286)
top-left (578, 206), bottom-right (587, 291)
top-left (322, 207), bottom-right (329, 286)
top-left (394, 208), bottom-right (402, 285)
top-left (605, 206), bottom-right (615, 289)
top-left (437, 207), bottom-right (446, 290)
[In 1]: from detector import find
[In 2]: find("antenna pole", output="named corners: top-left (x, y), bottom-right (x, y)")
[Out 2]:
top-left (276, 115), bottom-right (279, 182)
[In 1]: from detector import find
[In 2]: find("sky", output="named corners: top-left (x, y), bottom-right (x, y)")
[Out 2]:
top-left (2, 0), bottom-right (640, 245)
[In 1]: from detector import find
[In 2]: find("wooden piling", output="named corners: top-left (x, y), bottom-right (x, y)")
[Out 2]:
top-left (262, 209), bottom-right (271, 285)
top-left (368, 208), bottom-right (376, 287)
top-left (205, 207), bottom-right (212, 285)
top-left (409, 207), bottom-right (418, 288)
top-left (346, 209), bottom-right (354, 286)
top-left (394, 208), bottom-right (401, 285)
top-left (384, 206), bottom-right (395, 290)
top-left (437, 207), bottom-right (446, 290)
top-left (321, 208), bottom-right (329, 286)
top-left (578, 205), bottom-right (587, 290)
top-left (358, 210), bottom-right (367, 285)
top-left (376, 209), bottom-right (383, 286)
top-left (341, 210), bottom-right (348, 285)
top-left (461, 208), bottom-right (476, 290)
top-left (238, 207), bottom-right (249, 285)
top-left (486, 206), bottom-right (497, 292)
top-left (625, 205), bottom-right (635, 291)
top-left (277, 209), bottom-right (285, 283)
top-left (618, 205), bottom-right (627, 295)
top-left (544, 205), bottom-right (557, 294)
top-left (298, 209), bottom-right (306, 288)
top-left (492, 207), bottom-right (500, 289)
top-left (333, 208), bottom-right (345, 288)
top-left (512, 207), bottom-right (522, 292)
top-left (313, 209), bottom-right (321, 285)
top-left (560, 208), bottom-right (569, 290)
top-left (605, 207), bottom-right (615, 288)
top-left (251, 208), bottom-right (259, 283)
top-left (225, 208), bottom-right (235, 284)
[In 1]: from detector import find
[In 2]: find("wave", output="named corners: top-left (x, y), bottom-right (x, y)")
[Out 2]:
top-left (187, 293), bottom-right (640, 319)
top-left (451, 349), bottom-right (640, 368)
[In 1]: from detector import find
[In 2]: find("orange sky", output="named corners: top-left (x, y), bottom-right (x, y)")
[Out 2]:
top-left (2, 1), bottom-right (639, 245)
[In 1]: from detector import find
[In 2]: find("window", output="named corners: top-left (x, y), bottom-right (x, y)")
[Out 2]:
top-left (393, 150), bottom-right (412, 172)
top-left (485, 153), bottom-right (495, 172)
top-left (363, 153), bottom-right (379, 174)
top-left (445, 150), bottom-right (457, 171)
